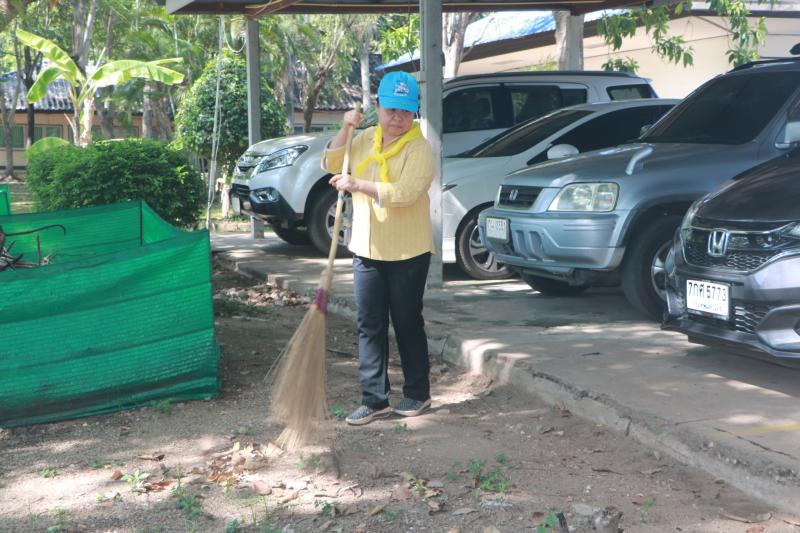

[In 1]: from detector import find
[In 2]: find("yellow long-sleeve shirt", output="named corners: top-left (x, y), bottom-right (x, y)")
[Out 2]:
top-left (322, 126), bottom-right (435, 261)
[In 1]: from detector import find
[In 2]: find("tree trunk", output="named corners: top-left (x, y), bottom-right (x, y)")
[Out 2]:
top-left (142, 81), bottom-right (153, 139)
top-left (0, 93), bottom-right (15, 179)
top-left (285, 45), bottom-right (296, 132)
top-left (360, 39), bottom-right (371, 110)
top-left (555, 11), bottom-right (585, 70)
top-left (97, 11), bottom-right (115, 139)
top-left (302, 24), bottom-right (346, 132)
top-left (79, 91), bottom-right (94, 145)
top-left (153, 88), bottom-right (174, 140)
top-left (443, 12), bottom-right (474, 79)
top-left (23, 48), bottom-right (36, 148)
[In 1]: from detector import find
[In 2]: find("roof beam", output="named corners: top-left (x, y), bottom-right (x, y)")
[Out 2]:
top-left (249, 0), bottom-right (303, 17)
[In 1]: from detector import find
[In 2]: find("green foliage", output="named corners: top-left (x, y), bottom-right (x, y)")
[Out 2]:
top-left (149, 399), bottom-right (173, 414)
top-left (460, 456), bottom-right (512, 493)
top-left (25, 138), bottom-right (204, 226)
top-left (378, 14), bottom-right (419, 63)
top-left (331, 405), bottom-right (347, 420)
top-left (598, 0), bottom-right (773, 68)
top-left (39, 467), bottom-right (59, 478)
top-left (393, 422), bottom-right (409, 433)
top-left (173, 484), bottom-right (204, 520)
top-left (174, 50), bottom-right (286, 176)
top-left (602, 57), bottom-right (640, 73)
top-left (121, 469), bottom-right (150, 492)
top-left (536, 511), bottom-right (562, 533)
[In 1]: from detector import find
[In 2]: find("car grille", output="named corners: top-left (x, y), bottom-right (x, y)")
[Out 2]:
top-left (231, 184), bottom-right (250, 197)
top-left (498, 185), bottom-right (542, 209)
top-left (683, 227), bottom-right (788, 273)
top-left (686, 302), bottom-right (771, 335)
top-left (683, 239), bottom-right (776, 272)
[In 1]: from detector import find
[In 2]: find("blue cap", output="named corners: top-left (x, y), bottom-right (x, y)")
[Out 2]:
top-left (377, 71), bottom-right (419, 113)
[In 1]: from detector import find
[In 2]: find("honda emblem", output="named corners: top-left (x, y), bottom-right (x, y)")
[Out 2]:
top-left (707, 230), bottom-right (730, 257)
top-left (508, 189), bottom-right (519, 202)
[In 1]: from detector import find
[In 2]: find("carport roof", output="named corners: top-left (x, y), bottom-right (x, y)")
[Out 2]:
top-left (165, 0), bottom-right (653, 17)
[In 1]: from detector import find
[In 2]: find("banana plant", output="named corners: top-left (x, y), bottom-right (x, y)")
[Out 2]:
top-left (16, 28), bottom-right (184, 146)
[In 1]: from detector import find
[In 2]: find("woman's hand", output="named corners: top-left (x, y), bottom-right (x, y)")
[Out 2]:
top-left (343, 109), bottom-right (363, 130)
top-left (329, 173), bottom-right (359, 193)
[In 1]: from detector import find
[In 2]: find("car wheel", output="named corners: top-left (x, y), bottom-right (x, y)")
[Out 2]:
top-left (456, 212), bottom-right (514, 280)
top-left (308, 187), bottom-right (352, 257)
top-left (621, 216), bottom-right (681, 320)
top-left (520, 273), bottom-right (589, 296)
top-left (269, 222), bottom-right (311, 245)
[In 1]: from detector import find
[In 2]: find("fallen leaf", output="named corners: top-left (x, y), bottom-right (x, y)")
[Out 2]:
top-left (391, 486), bottom-right (413, 501)
top-left (353, 523), bottom-right (367, 533)
top-left (280, 489), bottom-right (299, 504)
top-left (137, 454), bottom-right (165, 462)
top-left (427, 499), bottom-right (443, 512)
top-left (253, 481), bottom-right (272, 495)
top-left (110, 469), bottom-right (123, 481)
top-left (539, 426), bottom-right (555, 435)
top-left (368, 502), bottom-right (388, 516)
top-left (746, 527), bottom-right (766, 533)
top-left (446, 529), bottom-right (462, 533)
top-left (142, 480), bottom-right (172, 492)
top-left (483, 528), bottom-right (501, 533)
top-left (532, 511), bottom-right (546, 525)
top-left (722, 512), bottom-right (772, 524)
top-left (453, 507), bottom-right (477, 516)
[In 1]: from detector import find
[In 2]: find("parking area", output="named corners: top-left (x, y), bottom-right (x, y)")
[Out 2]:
top-left (212, 232), bottom-right (800, 514)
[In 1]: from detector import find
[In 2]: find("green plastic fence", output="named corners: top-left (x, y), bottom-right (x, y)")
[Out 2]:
top-left (0, 200), bottom-right (220, 427)
top-left (0, 184), bottom-right (9, 215)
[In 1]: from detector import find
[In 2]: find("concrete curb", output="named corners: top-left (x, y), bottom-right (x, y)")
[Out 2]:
top-left (215, 252), bottom-right (800, 513)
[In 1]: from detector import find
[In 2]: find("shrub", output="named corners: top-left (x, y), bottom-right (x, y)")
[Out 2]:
top-left (26, 139), bottom-right (205, 226)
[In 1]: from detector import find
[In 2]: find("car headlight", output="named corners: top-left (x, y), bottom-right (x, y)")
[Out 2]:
top-left (680, 198), bottom-right (703, 231)
top-left (256, 145), bottom-right (308, 173)
top-left (548, 183), bottom-right (618, 212)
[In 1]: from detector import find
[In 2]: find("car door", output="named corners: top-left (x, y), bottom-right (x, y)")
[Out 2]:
top-left (505, 83), bottom-right (589, 125)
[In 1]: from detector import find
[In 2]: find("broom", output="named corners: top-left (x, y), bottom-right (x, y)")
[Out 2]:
top-left (268, 104), bottom-right (360, 451)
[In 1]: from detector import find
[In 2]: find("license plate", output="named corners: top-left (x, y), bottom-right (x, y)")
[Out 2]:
top-left (686, 279), bottom-right (729, 320)
top-left (486, 217), bottom-right (508, 241)
top-left (231, 194), bottom-right (241, 214)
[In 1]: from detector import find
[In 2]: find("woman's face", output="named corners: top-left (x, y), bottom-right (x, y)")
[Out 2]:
top-left (377, 105), bottom-right (414, 138)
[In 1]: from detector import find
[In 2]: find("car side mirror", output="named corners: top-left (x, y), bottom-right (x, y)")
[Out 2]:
top-left (776, 120), bottom-right (800, 149)
top-left (547, 144), bottom-right (579, 160)
top-left (639, 124), bottom-right (652, 137)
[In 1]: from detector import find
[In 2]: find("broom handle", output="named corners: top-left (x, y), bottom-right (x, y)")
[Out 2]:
top-left (322, 103), bottom-right (360, 292)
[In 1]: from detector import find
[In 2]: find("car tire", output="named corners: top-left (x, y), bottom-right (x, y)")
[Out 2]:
top-left (621, 215), bottom-right (681, 320)
top-left (308, 187), bottom-right (352, 258)
top-left (520, 273), bottom-right (589, 296)
top-left (456, 211), bottom-right (514, 280)
top-left (269, 222), bottom-right (311, 245)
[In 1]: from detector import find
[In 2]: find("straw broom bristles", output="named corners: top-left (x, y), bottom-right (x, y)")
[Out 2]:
top-left (267, 104), bottom-right (359, 451)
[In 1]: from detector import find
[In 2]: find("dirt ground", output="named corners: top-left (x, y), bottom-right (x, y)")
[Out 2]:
top-left (2, 262), bottom-right (799, 533)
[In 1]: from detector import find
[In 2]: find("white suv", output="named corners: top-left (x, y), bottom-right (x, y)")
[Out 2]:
top-left (231, 71), bottom-right (656, 256)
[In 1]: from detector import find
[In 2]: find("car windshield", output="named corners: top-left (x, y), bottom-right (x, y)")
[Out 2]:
top-left (459, 109), bottom-right (593, 157)
top-left (642, 70), bottom-right (800, 145)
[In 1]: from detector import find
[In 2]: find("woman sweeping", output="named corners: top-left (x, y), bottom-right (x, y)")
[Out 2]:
top-left (323, 71), bottom-right (435, 425)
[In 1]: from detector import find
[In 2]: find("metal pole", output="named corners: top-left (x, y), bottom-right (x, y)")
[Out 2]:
top-left (246, 18), bottom-right (265, 239)
top-left (420, 0), bottom-right (443, 289)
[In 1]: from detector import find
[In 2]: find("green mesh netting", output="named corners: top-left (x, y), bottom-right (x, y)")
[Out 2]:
top-left (0, 184), bottom-right (9, 215)
top-left (0, 200), bottom-right (220, 427)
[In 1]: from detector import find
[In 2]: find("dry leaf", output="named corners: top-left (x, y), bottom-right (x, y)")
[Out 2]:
top-left (532, 511), bottom-right (546, 525)
top-left (722, 512), bottom-right (772, 524)
top-left (142, 480), bottom-right (172, 492)
top-left (137, 454), bottom-right (165, 462)
top-left (446, 529), bottom-right (462, 533)
top-left (280, 489), bottom-right (299, 504)
top-left (391, 486), bottom-right (413, 501)
top-left (253, 481), bottom-right (272, 496)
top-left (483, 528), bottom-right (501, 533)
top-left (453, 507), bottom-right (477, 516)
top-left (110, 469), bottom-right (123, 481)
top-left (353, 524), bottom-right (367, 533)
top-left (746, 527), bottom-right (766, 533)
top-left (427, 499), bottom-right (442, 512)
top-left (368, 502), bottom-right (388, 516)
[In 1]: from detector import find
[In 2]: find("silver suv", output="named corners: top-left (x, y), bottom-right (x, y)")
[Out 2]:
top-left (479, 58), bottom-right (800, 319)
top-left (231, 71), bottom-right (656, 255)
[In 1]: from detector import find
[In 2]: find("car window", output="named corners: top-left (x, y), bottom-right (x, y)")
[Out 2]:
top-left (643, 71), bottom-right (800, 144)
top-left (548, 105), bottom-right (675, 153)
top-left (607, 84), bottom-right (655, 100)
top-left (509, 86), bottom-right (587, 124)
top-left (466, 109), bottom-right (593, 158)
top-left (443, 88), bottom-right (502, 133)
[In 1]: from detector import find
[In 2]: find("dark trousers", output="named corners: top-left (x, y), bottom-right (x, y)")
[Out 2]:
top-left (353, 252), bottom-right (431, 409)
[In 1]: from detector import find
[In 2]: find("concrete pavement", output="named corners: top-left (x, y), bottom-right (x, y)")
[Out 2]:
top-left (212, 232), bottom-right (800, 513)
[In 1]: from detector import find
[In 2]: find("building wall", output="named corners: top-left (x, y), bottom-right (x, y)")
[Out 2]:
top-left (289, 109), bottom-right (342, 135)
top-left (456, 16), bottom-right (800, 98)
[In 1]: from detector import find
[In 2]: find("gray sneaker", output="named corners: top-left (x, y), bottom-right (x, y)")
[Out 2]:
top-left (393, 398), bottom-right (431, 417)
top-left (345, 405), bottom-right (392, 426)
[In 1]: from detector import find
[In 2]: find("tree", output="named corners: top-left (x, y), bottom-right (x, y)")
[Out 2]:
top-left (0, 27), bottom-right (22, 178)
top-left (174, 49), bottom-right (286, 178)
top-left (598, 0), bottom-right (772, 69)
top-left (443, 12), bottom-right (480, 79)
top-left (17, 28), bottom-right (184, 146)
top-left (554, 11), bottom-right (584, 70)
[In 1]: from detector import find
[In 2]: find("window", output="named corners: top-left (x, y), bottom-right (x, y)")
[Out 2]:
top-left (510, 86), bottom-right (587, 124)
top-left (608, 84), bottom-right (655, 100)
top-left (34, 125), bottom-right (63, 141)
top-left (644, 71), bottom-right (800, 145)
top-left (551, 105), bottom-right (676, 154)
top-left (443, 88), bottom-right (501, 133)
top-left (0, 125), bottom-right (25, 148)
top-left (468, 109), bottom-right (593, 158)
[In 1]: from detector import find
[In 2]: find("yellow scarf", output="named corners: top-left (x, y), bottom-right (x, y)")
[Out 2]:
top-left (355, 123), bottom-right (422, 183)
